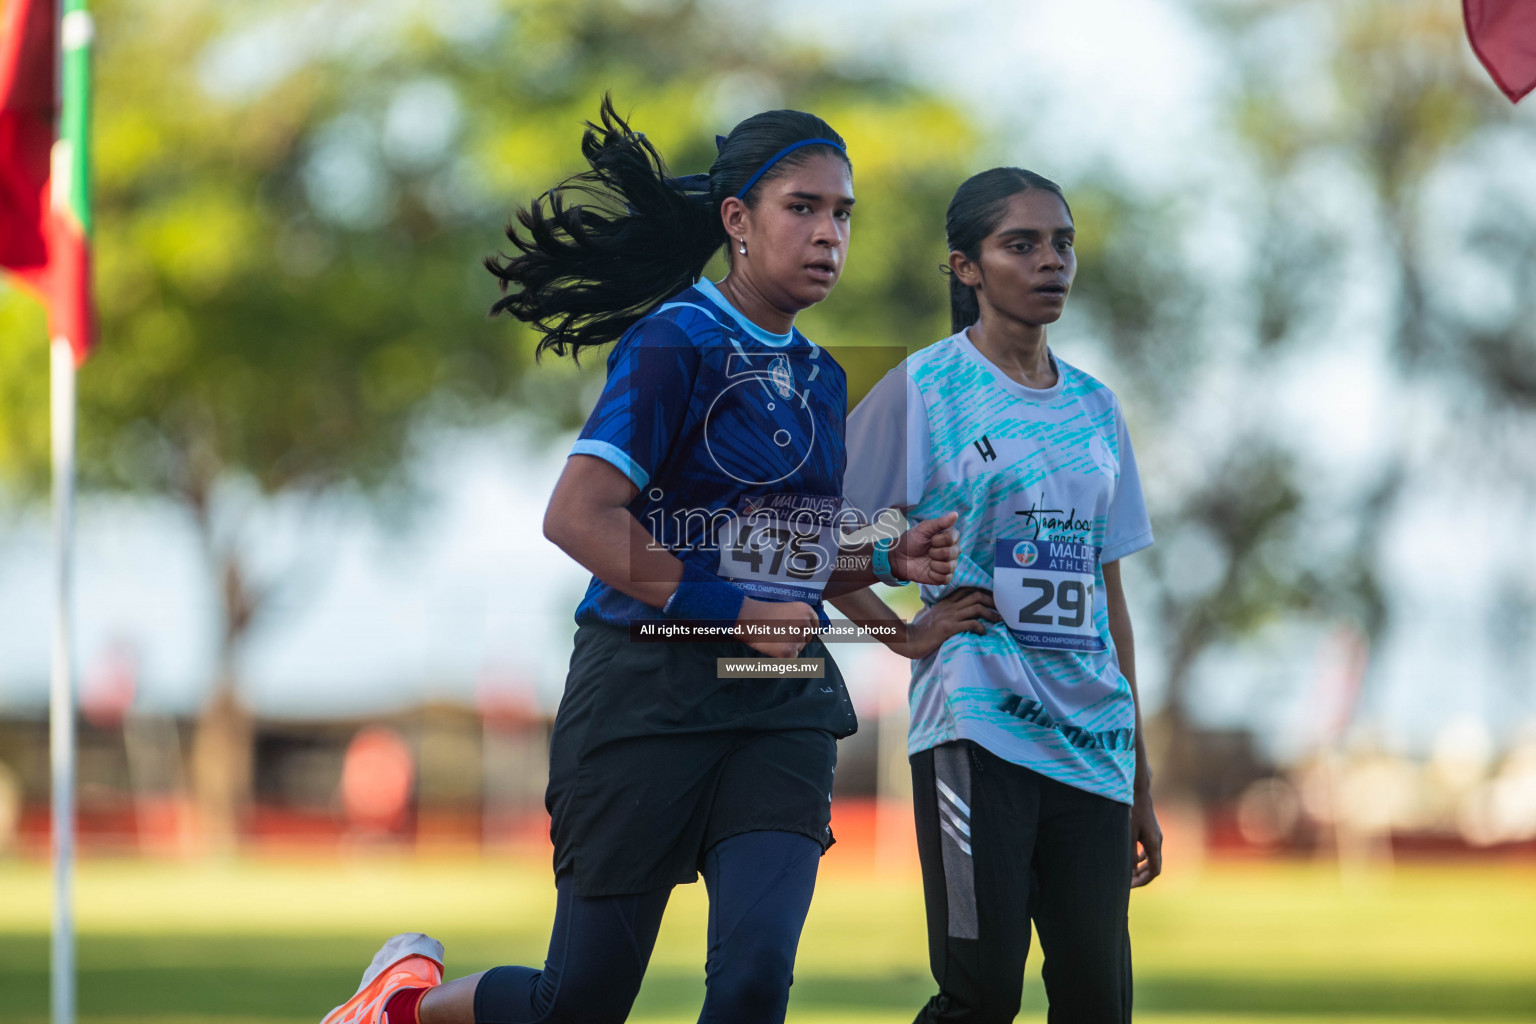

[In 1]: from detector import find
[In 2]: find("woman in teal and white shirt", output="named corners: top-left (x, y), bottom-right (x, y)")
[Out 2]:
top-left (834, 167), bottom-right (1162, 1024)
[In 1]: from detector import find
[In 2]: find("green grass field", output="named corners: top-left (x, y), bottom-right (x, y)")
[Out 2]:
top-left (1, 853), bottom-right (1533, 1023)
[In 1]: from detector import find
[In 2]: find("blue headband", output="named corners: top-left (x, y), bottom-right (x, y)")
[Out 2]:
top-left (733, 138), bottom-right (845, 200)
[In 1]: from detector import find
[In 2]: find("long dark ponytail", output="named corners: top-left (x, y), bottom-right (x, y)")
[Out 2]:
top-left (487, 95), bottom-right (848, 359)
top-left (944, 167), bottom-right (1072, 333)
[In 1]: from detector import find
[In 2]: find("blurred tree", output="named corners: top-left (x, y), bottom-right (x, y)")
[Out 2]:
top-left (0, 0), bottom-right (980, 843)
top-left (1134, 0), bottom-right (1536, 788)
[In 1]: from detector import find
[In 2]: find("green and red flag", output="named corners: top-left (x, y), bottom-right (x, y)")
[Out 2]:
top-left (0, 0), bottom-right (94, 362)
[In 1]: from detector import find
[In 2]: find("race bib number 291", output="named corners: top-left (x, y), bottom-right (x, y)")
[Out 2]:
top-left (993, 539), bottom-right (1105, 653)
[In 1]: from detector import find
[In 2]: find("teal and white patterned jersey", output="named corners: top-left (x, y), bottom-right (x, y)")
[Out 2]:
top-left (844, 330), bottom-right (1153, 804)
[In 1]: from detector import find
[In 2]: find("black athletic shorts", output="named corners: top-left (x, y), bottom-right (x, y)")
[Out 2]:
top-left (546, 622), bottom-right (856, 897)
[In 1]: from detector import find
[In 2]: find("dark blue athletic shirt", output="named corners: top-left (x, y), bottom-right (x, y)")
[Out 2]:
top-left (569, 279), bottom-right (848, 626)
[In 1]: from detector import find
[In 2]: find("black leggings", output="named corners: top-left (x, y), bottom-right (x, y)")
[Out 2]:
top-left (911, 741), bottom-right (1133, 1024)
top-left (474, 830), bottom-right (821, 1024)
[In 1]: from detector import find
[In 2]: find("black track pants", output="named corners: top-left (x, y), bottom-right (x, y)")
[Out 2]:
top-left (474, 830), bottom-right (821, 1024)
top-left (911, 741), bottom-right (1133, 1024)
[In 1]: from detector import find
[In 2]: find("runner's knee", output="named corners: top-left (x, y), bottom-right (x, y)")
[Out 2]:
top-left (703, 941), bottom-right (796, 1023)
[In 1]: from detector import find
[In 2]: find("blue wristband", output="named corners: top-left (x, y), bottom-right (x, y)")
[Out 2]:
top-left (663, 562), bottom-right (748, 621)
top-left (871, 536), bottom-right (909, 587)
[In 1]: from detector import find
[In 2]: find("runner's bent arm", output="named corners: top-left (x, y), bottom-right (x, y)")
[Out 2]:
top-left (823, 512), bottom-right (961, 597)
top-left (545, 454), bottom-right (816, 653)
top-left (546, 454), bottom-right (958, 603)
top-left (545, 454), bottom-right (683, 609)
top-left (830, 585), bottom-right (998, 658)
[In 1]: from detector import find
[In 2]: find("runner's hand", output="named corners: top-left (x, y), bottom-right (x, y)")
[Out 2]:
top-left (890, 511), bottom-right (960, 586)
top-left (893, 588), bottom-right (1000, 659)
top-left (1130, 787), bottom-right (1163, 888)
top-left (738, 597), bottom-right (818, 659)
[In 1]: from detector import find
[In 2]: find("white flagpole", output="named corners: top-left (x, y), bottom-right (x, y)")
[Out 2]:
top-left (50, 334), bottom-right (77, 1024)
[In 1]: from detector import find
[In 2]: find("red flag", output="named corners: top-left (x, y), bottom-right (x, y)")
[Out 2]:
top-left (0, 0), bottom-right (94, 361)
top-left (1465, 0), bottom-right (1536, 103)
top-left (0, 0), bottom-right (54, 276)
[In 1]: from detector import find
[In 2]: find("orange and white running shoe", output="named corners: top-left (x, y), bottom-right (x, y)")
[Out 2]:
top-left (321, 932), bottom-right (444, 1024)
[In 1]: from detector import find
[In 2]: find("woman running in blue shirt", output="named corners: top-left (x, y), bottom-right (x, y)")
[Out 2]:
top-left (319, 98), bottom-right (962, 1024)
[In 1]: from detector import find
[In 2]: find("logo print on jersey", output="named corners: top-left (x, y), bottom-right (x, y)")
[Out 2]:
top-left (704, 353), bottom-right (817, 486)
top-left (768, 354), bottom-right (795, 399)
top-left (1012, 540), bottom-right (1039, 567)
top-left (973, 435), bottom-right (996, 462)
top-left (1015, 495), bottom-right (1093, 542)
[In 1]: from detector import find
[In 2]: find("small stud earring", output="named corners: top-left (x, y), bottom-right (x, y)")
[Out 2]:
top-left (738, 238), bottom-right (747, 256)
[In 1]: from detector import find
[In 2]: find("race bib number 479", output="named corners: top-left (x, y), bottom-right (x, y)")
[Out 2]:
top-left (717, 494), bottom-right (840, 603)
top-left (993, 539), bottom-right (1105, 653)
